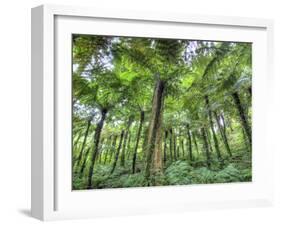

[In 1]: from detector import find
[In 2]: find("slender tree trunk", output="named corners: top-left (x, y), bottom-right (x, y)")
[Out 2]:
top-left (111, 131), bottom-right (125, 174)
top-left (73, 132), bottom-right (83, 168)
top-left (181, 139), bottom-right (185, 158)
top-left (104, 135), bottom-right (112, 164)
top-left (87, 108), bottom-right (107, 189)
top-left (192, 131), bottom-right (199, 156)
top-left (75, 119), bottom-right (91, 168)
top-left (120, 133), bottom-right (128, 166)
top-left (145, 79), bottom-right (165, 184)
top-left (206, 129), bottom-right (213, 153)
top-left (242, 128), bottom-right (250, 151)
top-left (221, 114), bottom-right (229, 134)
top-left (126, 132), bottom-right (132, 161)
top-left (200, 127), bottom-right (211, 168)
top-left (232, 92), bottom-right (252, 145)
top-left (169, 128), bottom-right (173, 161)
top-left (141, 125), bottom-right (149, 159)
top-left (187, 124), bottom-right (193, 161)
top-left (173, 129), bottom-right (177, 160)
top-left (205, 95), bottom-right (222, 162)
top-left (248, 87), bottom-right (252, 97)
top-left (120, 117), bottom-right (133, 167)
top-left (73, 131), bottom-right (83, 150)
top-left (214, 111), bottom-right (232, 157)
top-left (220, 114), bottom-right (227, 134)
top-left (127, 133), bottom-right (134, 160)
top-left (79, 147), bottom-right (91, 176)
top-left (98, 137), bottom-right (105, 164)
top-left (132, 111), bottom-right (144, 174)
top-left (108, 135), bottom-right (118, 163)
top-left (226, 115), bottom-right (234, 132)
top-left (163, 130), bottom-right (168, 165)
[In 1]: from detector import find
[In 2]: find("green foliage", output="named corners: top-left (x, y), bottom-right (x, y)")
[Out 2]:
top-left (165, 161), bottom-right (193, 185)
top-left (165, 160), bottom-right (250, 185)
top-left (73, 156), bottom-right (251, 189)
top-left (191, 167), bottom-right (216, 183)
top-left (72, 35), bottom-right (252, 190)
top-left (76, 164), bottom-right (146, 189)
top-left (214, 164), bottom-right (242, 182)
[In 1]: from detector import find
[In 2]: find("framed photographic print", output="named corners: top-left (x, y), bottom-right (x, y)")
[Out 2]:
top-left (31, 4), bottom-right (274, 221)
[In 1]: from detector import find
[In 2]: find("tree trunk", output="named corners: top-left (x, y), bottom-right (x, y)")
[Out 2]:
top-left (111, 131), bottom-right (125, 174)
top-left (173, 129), bottom-right (177, 160)
top-left (87, 108), bottom-right (107, 189)
top-left (98, 137), bottom-right (105, 164)
top-left (214, 111), bottom-right (232, 157)
top-left (169, 128), bottom-right (173, 161)
top-left (73, 131), bottom-right (83, 150)
top-left (248, 87), bottom-right (252, 97)
top-left (187, 124), bottom-right (193, 161)
top-left (108, 135), bottom-right (118, 163)
top-left (226, 115), bottom-right (234, 132)
top-left (232, 92), bottom-right (252, 146)
top-left (192, 131), bottom-right (199, 155)
top-left (103, 135), bottom-right (112, 164)
top-left (145, 80), bottom-right (165, 184)
top-left (220, 114), bottom-right (227, 134)
top-left (206, 128), bottom-right (213, 153)
top-left (163, 130), bottom-right (168, 165)
top-left (75, 119), bottom-right (91, 168)
top-left (242, 128), bottom-right (250, 151)
top-left (141, 125), bottom-right (149, 159)
top-left (126, 132), bottom-right (132, 160)
top-left (79, 147), bottom-right (91, 176)
top-left (120, 117), bottom-right (133, 167)
top-left (200, 127), bottom-right (211, 168)
top-left (132, 111), bottom-right (144, 174)
top-left (205, 95), bottom-right (222, 162)
top-left (181, 139), bottom-right (185, 158)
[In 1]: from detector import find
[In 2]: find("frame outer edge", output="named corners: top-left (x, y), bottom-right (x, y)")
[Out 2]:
top-left (31, 5), bottom-right (44, 220)
top-left (43, 4), bottom-right (55, 220)
top-left (30, 4), bottom-right (274, 220)
top-left (266, 20), bottom-right (274, 205)
top-left (43, 3), bottom-right (272, 28)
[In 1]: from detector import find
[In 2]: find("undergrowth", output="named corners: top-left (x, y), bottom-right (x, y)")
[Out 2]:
top-left (73, 152), bottom-right (252, 190)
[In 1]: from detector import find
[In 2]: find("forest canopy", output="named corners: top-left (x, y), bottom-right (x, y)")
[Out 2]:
top-left (72, 35), bottom-right (252, 190)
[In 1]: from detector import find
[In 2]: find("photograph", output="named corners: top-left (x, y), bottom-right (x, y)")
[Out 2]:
top-left (71, 35), bottom-right (252, 190)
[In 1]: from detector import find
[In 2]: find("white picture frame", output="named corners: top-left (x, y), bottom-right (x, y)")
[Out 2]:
top-left (31, 4), bottom-right (274, 221)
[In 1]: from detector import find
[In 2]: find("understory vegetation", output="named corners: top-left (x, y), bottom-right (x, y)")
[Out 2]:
top-left (72, 35), bottom-right (252, 190)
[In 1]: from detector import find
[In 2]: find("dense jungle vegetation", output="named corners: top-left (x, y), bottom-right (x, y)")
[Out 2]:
top-left (72, 35), bottom-right (252, 190)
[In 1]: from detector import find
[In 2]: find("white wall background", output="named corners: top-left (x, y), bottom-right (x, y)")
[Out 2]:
top-left (0, 0), bottom-right (280, 225)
